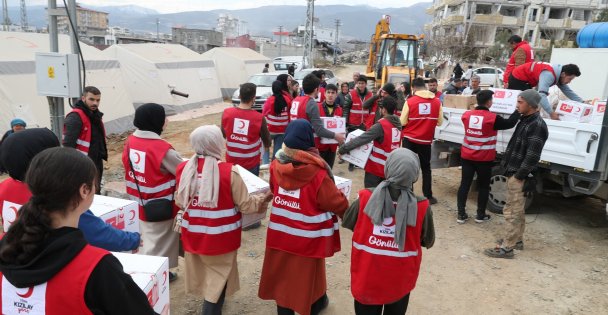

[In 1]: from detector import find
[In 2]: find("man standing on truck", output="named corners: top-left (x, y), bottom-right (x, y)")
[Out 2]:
top-left (503, 35), bottom-right (534, 89)
top-left (508, 62), bottom-right (583, 120)
top-left (457, 90), bottom-right (521, 224)
top-left (484, 89), bottom-right (548, 259)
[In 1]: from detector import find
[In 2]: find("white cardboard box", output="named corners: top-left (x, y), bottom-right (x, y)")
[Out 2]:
top-left (236, 165), bottom-right (269, 228)
top-left (592, 100), bottom-right (606, 125)
top-left (112, 252), bottom-right (170, 315)
top-left (334, 176), bottom-right (353, 200)
top-left (555, 100), bottom-right (593, 123)
top-left (320, 117), bottom-right (346, 144)
top-left (489, 88), bottom-right (520, 114)
top-left (341, 129), bottom-right (373, 168)
top-left (91, 195), bottom-right (140, 234)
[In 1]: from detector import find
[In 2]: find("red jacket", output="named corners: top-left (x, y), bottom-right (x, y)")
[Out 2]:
top-left (316, 103), bottom-right (344, 152)
top-left (0, 178), bottom-right (31, 232)
top-left (0, 245), bottom-right (108, 315)
top-left (402, 95), bottom-right (441, 145)
top-left (290, 95), bottom-right (310, 121)
top-left (461, 110), bottom-right (498, 162)
top-left (263, 91), bottom-right (293, 134)
top-left (63, 108), bottom-right (103, 155)
top-left (348, 89), bottom-right (373, 127)
top-left (351, 189), bottom-right (428, 305)
top-left (222, 107), bottom-right (264, 170)
top-left (364, 119), bottom-right (401, 178)
top-left (504, 41), bottom-right (534, 83)
top-left (176, 159), bottom-right (242, 256)
top-left (511, 62), bottom-right (556, 88)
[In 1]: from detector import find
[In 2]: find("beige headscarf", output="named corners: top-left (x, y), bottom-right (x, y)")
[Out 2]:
top-left (176, 125), bottom-right (225, 209)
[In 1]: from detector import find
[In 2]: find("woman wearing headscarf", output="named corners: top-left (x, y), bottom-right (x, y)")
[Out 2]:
top-left (175, 125), bottom-right (271, 315)
top-left (121, 103), bottom-right (183, 281)
top-left (262, 74), bottom-right (294, 165)
top-left (258, 120), bottom-right (349, 315)
top-left (342, 148), bottom-right (435, 315)
top-left (0, 118), bottom-right (27, 174)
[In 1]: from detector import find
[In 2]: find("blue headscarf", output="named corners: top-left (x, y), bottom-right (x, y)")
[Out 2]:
top-left (10, 118), bottom-right (26, 128)
top-left (283, 119), bottom-right (315, 151)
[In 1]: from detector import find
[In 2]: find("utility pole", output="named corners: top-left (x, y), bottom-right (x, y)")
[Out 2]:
top-left (278, 25), bottom-right (283, 57)
top-left (303, 0), bottom-right (315, 68)
top-left (47, 0), bottom-right (64, 139)
top-left (333, 19), bottom-right (341, 65)
top-left (67, 0), bottom-right (81, 100)
top-left (156, 18), bottom-right (160, 42)
top-left (20, 0), bottom-right (27, 29)
top-left (2, 0), bottom-right (10, 31)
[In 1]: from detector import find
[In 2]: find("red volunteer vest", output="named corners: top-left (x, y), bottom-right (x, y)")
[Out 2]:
top-left (265, 91), bottom-right (293, 134)
top-left (176, 159), bottom-right (242, 256)
top-left (266, 165), bottom-right (340, 258)
top-left (365, 119), bottom-right (401, 178)
top-left (290, 95), bottom-right (310, 121)
top-left (122, 135), bottom-right (177, 221)
top-left (364, 102), bottom-right (378, 130)
top-left (222, 107), bottom-right (264, 170)
top-left (511, 62), bottom-right (556, 88)
top-left (348, 89), bottom-right (373, 127)
top-left (0, 245), bottom-right (108, 315)
top-left (402, 95), bottom-right (441, 144)
top-left (461, 110), bottom-right (498, 162)
top-left (63, 109), bottom-right (96, 155)
top-left (351, 189), bottom-right (428, 305)
top-left (504, 41), bottom-right (534, 83)
top-left (0, 178), bottom-right (32, 232)
top-left (316, 103), bottom-right (344, 152)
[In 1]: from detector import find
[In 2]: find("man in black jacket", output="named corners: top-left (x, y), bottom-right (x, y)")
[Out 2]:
top-left (484, 89), bottom-right (548, 259)
top-left (63, 86), bottom-right (108, 194)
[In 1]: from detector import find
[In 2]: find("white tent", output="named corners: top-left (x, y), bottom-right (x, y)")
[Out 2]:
top-left (200, 47), bottom-right (271, 98)
top-left (102, 44), bottom-right (222, 115)
top-left (0, 31), bottom-right (135, 134)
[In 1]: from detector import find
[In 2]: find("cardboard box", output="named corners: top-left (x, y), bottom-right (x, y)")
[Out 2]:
top-left (112, 252), bottom-right (170, 315)
top-left (592, 100), bottom-right (606, 125)
top-left (555, 100), bottom-right (593, 123)
top-left (442, 95), bottom-right (476, 110)
top-left (90, 195), bottom-right (140, 234)
top-left (334, 176), bottom-right (353, 199)
top-left (236, 165), bottom-right (269, 228)
top-left (489, 88), bottom-right (520, 114)
top-left (341, 129), bottom-right (373, 168)
top-left (320, 117), bottom-right (346, 144)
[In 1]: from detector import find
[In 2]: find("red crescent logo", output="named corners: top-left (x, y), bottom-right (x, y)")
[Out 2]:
top-left (7, 206), bottom-right (18, 224)
top-left (238, 121), bottom-right (246, 129)
top-left (134, 152), bottom-right (141, 164)
top-left (382, 217), bottom-right (395, 227)
top-left (162, 271), bottom-right (168, 285)
top-left (574, 107), bottom-right (581, 113)
top-left (129, 209), bottom-right (136, 220)
top-left (423, 104), bottom-right (429, 111)
top-left (16, 287), bottom-right (34, 298)
top-left (363, 144), bottom-right (369, 151)
top-left (473, 117), bottom-right (480, 124)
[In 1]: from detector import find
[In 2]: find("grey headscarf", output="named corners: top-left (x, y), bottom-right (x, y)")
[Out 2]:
top-left (363, 148), bottom-right (420, 251)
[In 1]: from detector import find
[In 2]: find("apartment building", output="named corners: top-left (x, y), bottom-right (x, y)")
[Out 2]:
top-left (57, 5), bottom-right (108, 45)
top-left (425, 0), bottom-right (607, 53)
top-left (172, 27), bottom-right (223, 53)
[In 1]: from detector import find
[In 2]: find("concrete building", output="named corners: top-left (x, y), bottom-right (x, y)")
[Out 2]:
top-left (425, 0), bottom-right (607, 53)
top-left (217, 14), bottom-right (249, 44)
top-left (172, 27), bottom-right (223, 53)
top-left (58, 5), bottom-right (108, 45)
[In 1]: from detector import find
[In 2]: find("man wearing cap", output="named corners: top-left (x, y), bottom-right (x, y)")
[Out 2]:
top-left (503, 35), bottom-right (533, 89)
top-left (508, 62), bottom-right (583, 120)
top-left (485, 89), bottom-right (548, 259)
top-left (0, 118), bottom-right (27, 174)
top-left (457, 90), bottom-right (521, 224)
top-left (363, 82), bottom-right (406, 126)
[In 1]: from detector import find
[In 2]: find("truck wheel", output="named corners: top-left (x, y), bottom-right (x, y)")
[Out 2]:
top-left (488, 167), bottom-right (534, 214)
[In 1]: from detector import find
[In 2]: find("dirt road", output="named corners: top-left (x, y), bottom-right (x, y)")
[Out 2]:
top-left (100, 103), bottom-right (608, 315)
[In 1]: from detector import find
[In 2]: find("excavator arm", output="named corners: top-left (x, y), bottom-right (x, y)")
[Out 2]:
top-left (366, 15), bottom-right (391, 74)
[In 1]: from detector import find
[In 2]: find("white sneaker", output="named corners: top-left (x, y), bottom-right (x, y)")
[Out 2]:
top-left (260, 164), bottom-right (270, 170)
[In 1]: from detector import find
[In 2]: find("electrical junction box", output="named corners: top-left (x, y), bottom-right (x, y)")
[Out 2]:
top-left (35, 52), bottom-right (80, 98)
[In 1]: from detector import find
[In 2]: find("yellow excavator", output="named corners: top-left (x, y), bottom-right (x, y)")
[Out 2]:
top-left (366, 15), bottom-right (424, 89)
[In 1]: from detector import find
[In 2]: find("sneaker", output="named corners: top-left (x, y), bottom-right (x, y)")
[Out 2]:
top-left (348, 164), bottom-right (355, 172)
top-left (169, 271), bottom-right (178, 282)
top-left (427, 196), bottom-right (438, 205)
top-left (457, 213), bottom-right (469, 224)
top-left (496, 239), bottom-right (524, 250)
top-left (484, 247), bottom-right (514, 259)
top-left (260, 164), bottom-right (270, 170)
top-left (242, 221), bottom-right (261, 231)
top-left (475, 214), bottom-right (492, 223)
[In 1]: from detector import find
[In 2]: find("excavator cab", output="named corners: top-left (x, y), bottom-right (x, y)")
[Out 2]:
top-left (374, 34), bottom-right (420, 88)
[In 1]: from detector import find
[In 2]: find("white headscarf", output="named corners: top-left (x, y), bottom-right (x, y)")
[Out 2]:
top-left (176, 125), bottom-right (225, 209)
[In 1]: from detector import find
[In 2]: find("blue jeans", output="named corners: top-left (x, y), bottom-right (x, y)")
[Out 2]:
top-left (248, 164), bottom-right (260, 177)
top-left (263, 134), bottom-right (285, 164)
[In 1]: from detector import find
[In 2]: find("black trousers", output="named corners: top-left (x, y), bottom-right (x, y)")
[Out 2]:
top-left (354, 293), bottom-right (410, 315)
top-left (364, 172), bottom-right (384, 189)
top-left (507, 74), bottom-right (531, 91)
top-left (277, 293), bottom-right (328, 315)
top-left (202, 285), bottom-right (227, 315)
top-left (93, 158), bottom-right (104, 194)
top-left (402, 139), bottom-right (433, 198)
top-left (319, 150), bottom-right (337, 169)
top-left (457, 159), bottom-right (493, 217)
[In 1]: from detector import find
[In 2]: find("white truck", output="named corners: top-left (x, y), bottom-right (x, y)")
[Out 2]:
top-left (432, 48), bottom-right (608, 213)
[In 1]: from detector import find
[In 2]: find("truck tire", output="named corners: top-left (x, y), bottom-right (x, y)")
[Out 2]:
top-left (488, 166), bottom-right (534, 214)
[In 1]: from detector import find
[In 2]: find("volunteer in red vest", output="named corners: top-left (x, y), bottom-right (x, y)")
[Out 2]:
top-left (364, 83), bottom-right (405, 125)
top-left (342, 148), bottom-right (435, 315)
top-left (314, 70), bottom-right (327, 104)
top-left (427, 78), bottom-right (442, 100)
top-left (221, 82), bottom-right (271, 176)
top-left (338, 97), bottom-right (402, 188)
top-left (262, 75), bottom-right (293, 165)
top-left (259, 120), bottom-right (348, 315)
top-left (0, 147), bottom-right (155, 314)
top-left (509, 62), bottom-right (584, 120)
top-left (503, 35), bottom-right (534, 89)
top-left (317, 83), bottom-right (344, 168)
top-left (290, 74), bottom-right (346, 164)
top-left (63, 86), bottom-right (107, 194)
top-left (457, 90), bottom-right (521, 224)
top-left (122, 103), bottom-right (183, 281)
top-left (400, 78), bottom-right (443, 205)
top-left (175, 125), bottom-right (271, 315)
top-left (344, 75), bottom-right (374, 133)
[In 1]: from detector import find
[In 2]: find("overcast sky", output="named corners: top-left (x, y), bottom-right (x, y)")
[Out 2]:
top-left (19, 0), bottom-right (428, 14)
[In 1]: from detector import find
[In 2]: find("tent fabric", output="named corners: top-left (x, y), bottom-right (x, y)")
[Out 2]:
top-left (200, 47), bottom-right (271, 98)
top-left (0, 31), bottom-right (135, 135)
top-left (102, 44), bottom-right (223, 115)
